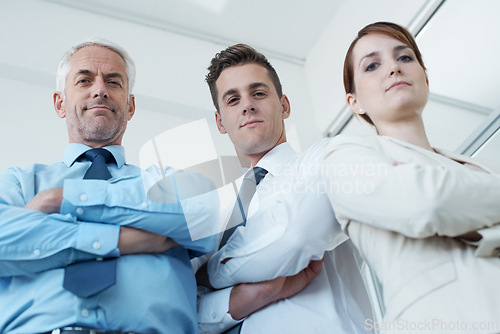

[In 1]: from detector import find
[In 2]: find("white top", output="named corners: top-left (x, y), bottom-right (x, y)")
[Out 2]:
top-left (323, 134), bottom-right (500, 326)
top-left (198, 139), bottom-right (372, 333)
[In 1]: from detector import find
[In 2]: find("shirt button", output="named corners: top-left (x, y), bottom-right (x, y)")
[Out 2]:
top-left (92, 242), bottom-right (101, 250)
top-left (141, 202), bottom-right (148, 208)
top-left (80, 194), bottom-right (88, 201)
top-left (76, 208), bottom-right (84, 215)
top-left (33, 249), bottom-right (41, 256)
top-left (212, 312), bottom-right (217, 319)
top-left (81, 309), bottom-right (89, 318)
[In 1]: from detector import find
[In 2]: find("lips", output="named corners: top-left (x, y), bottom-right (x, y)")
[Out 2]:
top-left (86, 105), bottom-right (112, 111)
top-left (240, 119), bottom-right (263, 128)
top-left (386, 81), bottom-right (411, 92)
top-left (84, 104), bottom-right (114, 116)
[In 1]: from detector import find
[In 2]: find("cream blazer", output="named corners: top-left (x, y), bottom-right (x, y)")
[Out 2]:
top-left (323, 135), bottom-right (500, 330)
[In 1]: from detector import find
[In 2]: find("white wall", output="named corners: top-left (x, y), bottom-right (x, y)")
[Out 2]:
top-left (303, 0), bottom-right (490, 153)
top-left (304, 0), bottom-right (427, 135)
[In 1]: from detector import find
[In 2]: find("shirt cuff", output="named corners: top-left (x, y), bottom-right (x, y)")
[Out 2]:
top-left (198, 287), bottom-right (242, 334)
top-left (75, 221), bottom-right (120, 257)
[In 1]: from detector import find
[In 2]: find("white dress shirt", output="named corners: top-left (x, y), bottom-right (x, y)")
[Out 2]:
top-left (198, 139), bottom-right (372, 333)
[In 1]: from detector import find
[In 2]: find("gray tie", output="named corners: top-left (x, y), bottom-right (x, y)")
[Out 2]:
top-left (218, 167), bottom-right (268, 249)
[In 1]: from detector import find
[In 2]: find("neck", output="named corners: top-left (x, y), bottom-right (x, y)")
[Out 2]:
top-left (237, 151), bottom-right (268, 168)
top-left (69, 136), bottom-right (123, 149)
top-left (377, 118), bottom-right (434, 152)
top-left (237, 133), bottom-right (287, 168)
top-left (237, 142), bottom-right (285, 168)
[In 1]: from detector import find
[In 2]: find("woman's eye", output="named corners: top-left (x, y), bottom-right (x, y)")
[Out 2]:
top-left (365, 62), bottom-right (379, 72)
top-left (398, 55), bottom-right (413, 62)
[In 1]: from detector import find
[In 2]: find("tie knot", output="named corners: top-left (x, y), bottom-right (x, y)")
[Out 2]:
top-left (84, 148), bottom-right (113, 163)
top-left (252, 167), bottom-right (268, 185)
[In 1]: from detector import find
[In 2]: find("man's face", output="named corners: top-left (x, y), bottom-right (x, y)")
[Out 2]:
top-left (215, 63), bottom-right (290, 166)
top-left (54, 45), bottom-right (135, 147)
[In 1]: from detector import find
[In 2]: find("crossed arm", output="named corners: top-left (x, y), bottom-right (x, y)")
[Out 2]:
top-left (323, 136), bottom-right (500, 239)
top-left (197, 178), bottom-right (340, 330)
top-left (197, 258), bottom-right (323, 322)
top-left (0, 168), bottom-right (215, 276)
top-left (24, 187), bottom-right (176, 255)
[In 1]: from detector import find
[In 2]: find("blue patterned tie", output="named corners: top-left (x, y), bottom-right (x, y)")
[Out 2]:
top-left (63, 148), bottom-right (117, 298)
top-left (219, 167), bottom-right (268, 249)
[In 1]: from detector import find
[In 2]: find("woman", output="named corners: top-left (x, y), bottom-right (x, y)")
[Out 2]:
top-left (322, 21), bottom-right (500, 327)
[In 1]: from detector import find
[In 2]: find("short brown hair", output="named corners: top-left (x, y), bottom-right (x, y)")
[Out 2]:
top-left (343, 22), bottom-right (427, 125)
top-left (206, 44), bottom-right (283, 112)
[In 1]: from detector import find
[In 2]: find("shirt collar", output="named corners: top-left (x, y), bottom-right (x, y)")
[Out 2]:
top-left (62, 143), bottom-right (126, 168)
top-left (254, 142), bottom-right (296, 177)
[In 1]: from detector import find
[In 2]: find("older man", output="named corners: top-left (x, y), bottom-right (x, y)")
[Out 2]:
top-left (0, 39), bottom-right (215, 334)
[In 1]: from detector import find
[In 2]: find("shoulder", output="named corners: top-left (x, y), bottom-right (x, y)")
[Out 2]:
top-left (1, 162), bottom-right (55, 178)
top-left (328, 134), bottom-right (381, 149)
top-left (292, 138), bottom-right (331, 167)
top-left (324, 134), bottom-right (384, 157)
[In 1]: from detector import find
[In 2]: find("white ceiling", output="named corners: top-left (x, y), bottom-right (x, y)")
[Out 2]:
top-left (43, 0), bottom-right (500, 110)
top-left (45, 0), bottom-right (343, 63)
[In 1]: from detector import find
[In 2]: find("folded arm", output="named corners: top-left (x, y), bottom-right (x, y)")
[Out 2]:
top-left (198, 260), bottom-right (323, 333)
top-left (60, 170), bottom-right (218, 253)
top-left (0, 168), bottom-right (184, 277)
top-left (208, 185), bottom-right (344, 289)
top-left (322, 136), bottom-right (500, 238)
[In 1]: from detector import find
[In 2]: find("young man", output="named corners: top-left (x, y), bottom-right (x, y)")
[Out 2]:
top-left (197, 44), bottom-right (372, 333)
top-left (0, 39), bottom-right (215, 334)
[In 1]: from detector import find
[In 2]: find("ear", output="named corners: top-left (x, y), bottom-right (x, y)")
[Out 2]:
top-left (346, 93), bottom-right (365, 116)
top-left (54, 91), bottom-right (66, 119)
top-left (280, 94), bottom-right (291, 120)
top-left (215, 111), bottom-right (227, 134)
top-left (127, 94), bottom-right (136, 121)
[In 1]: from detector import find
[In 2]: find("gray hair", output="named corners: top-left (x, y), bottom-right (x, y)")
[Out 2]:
top-left (55, 38), bottom-right (136, 95)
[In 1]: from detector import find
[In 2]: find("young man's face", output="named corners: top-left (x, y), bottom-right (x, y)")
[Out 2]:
top-left (215, 63), bottom-right (290, 166)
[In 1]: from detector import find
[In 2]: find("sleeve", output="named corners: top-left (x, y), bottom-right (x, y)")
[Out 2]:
top-left (61, 169), bottom-right (219, 253)
top-left (322, 135), bottom-right (500, 239)
top-left (208, 177), bottom-right (347, 289)
top-left (0, 168), bottom-right (120, 277)
top-left (198, 287), bottom-right (242, 334)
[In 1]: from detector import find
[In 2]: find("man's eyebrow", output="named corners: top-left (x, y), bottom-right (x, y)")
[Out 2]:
top-left (104, 72), bottom-right (125, 80)
top-left (249, 82), bottom-right (269, 90)
top-left (75, 69), bottom-right (93, 77)
top-left (222, 88), bottom-right (238, 101)
top-left (221, 82), bottom-right (271, 101)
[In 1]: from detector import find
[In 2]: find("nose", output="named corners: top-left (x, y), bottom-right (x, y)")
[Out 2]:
top-left (389, 61), bottom-right (402, 77)
top-left (241, 96), bottom-right (256, 114)
top-left (92, 78), bottom-right (108, 99)
top-left (243, 106), bottom-right (255, 113)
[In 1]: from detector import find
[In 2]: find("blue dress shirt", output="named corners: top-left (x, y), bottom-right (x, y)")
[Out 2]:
top-left (0, 143), bottom-right (217, 334)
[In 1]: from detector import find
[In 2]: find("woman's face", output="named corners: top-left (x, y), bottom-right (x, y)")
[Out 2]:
top-left (347, 33), bottom-right (429, 127)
